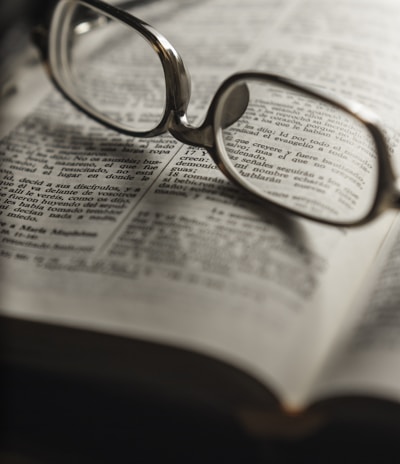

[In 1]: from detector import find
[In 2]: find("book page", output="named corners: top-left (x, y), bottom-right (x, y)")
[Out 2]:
top-left (1, 0), bottom-right (399, 409)
top-left (245, 0), bottom-right (400, 407)
top-left (307, 218), bottom-right (400, 405)
top-left (233, 0), bottom-right (400, 408)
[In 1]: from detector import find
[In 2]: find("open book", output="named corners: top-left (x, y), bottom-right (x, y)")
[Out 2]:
top-left (2, 0), bottom-right (400, 438)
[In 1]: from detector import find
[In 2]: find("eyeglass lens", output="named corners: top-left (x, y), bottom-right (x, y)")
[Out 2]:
top-left (217, 80), bottom-right (379, 223)
top-left (54, 1), bottom-right (166, 132)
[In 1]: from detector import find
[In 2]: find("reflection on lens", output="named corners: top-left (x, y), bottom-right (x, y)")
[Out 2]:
top-left (217, 79), bottom-right (379, 224)
top-left (54, 1), bottom-right (166, 132)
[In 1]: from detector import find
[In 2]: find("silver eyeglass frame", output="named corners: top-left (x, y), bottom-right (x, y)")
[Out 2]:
top-left (32, 0), bottom-right (400, 227)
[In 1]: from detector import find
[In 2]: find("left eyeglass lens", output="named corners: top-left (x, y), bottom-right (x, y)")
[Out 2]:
top-left (51, 1), bottom-right (167, 132)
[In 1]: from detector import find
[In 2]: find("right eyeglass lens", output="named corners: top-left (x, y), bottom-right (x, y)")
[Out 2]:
top-left (216, 79), bottom-right (379, 224)
top-left (50, 0), bottom-right (167, 133)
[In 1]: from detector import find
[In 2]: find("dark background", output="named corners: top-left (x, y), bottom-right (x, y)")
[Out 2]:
top-left (2, 317), bottom-right (400, 464)
top-left (0, 0), bottom-right (55, 37)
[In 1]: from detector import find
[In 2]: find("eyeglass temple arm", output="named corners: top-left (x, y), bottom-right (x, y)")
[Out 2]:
top-left (117, 0), bottom-right (158, 11)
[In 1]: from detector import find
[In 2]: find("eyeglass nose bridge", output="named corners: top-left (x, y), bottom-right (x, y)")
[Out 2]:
top-left (168, 81), bottom-right (250, 150)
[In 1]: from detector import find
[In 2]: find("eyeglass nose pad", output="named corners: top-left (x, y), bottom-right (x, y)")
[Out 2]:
top-left (220, 83), bottom-right (250, 129)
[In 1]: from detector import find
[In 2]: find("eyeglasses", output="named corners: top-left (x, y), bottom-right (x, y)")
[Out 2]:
top-left (33, 0), bottom-right (400, 226)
